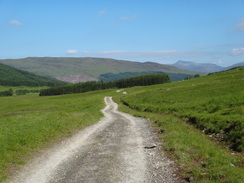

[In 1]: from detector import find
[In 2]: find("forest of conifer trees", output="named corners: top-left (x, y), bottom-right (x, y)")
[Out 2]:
top-left (39, 73), bottom-right (170, 96)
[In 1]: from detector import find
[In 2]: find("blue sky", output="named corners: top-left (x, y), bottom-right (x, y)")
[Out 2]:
top-left (1, 0), bottom-right (244, 66)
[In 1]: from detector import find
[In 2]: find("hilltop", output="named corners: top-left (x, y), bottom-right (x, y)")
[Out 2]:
top-left (172, 60), bottom-right (224, 73)
top-left (172, 60), bottom-right (244, 73)
top-left (0, 57), bottom-right (198, 83)
top-left (0, 62), bottom-right (66, 87)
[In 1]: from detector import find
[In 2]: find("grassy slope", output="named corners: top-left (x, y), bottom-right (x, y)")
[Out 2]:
top-left (119, 67), bottom-right (244, 150)
top-left (0, 57), bottom-right (198, 79)
top-left (0, 90), bottom-right (114, 182)
top-left (113, 67), bottom-right (244, 182)
top-left (0, 62), bottom-right (65, 86)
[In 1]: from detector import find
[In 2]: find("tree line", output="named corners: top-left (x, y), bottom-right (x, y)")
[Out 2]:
top-left (99, 71), bottom-right (196, 82)
top-left (40, 73), bottom-right (170, 96)
top-left (0, 89), bottom-right (13, 96)
top-left (0, 89), bottom-right (41, 97)
top-left (0, 79), bottom-right (65, 87)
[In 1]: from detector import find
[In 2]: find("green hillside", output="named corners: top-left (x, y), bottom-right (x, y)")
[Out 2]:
top-left (118, 67), bottom-right (244, 151)
top-left (0, 57), bottom-right (199, 82)
top-left (0, 62), bottom-right (66, 87)
top-left (113, 67), bottom-right (244, 182)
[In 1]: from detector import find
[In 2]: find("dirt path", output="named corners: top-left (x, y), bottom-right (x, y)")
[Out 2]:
top-left (6, 97), bottom-right (181, 183)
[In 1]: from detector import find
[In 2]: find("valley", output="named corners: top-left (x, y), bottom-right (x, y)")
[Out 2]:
top-left (2, 1), bottom-right (244, 182)
top-left (0, 65), bottom-right (243, 182)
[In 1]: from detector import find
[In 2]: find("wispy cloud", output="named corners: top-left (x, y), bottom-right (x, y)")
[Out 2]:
top-left (231, 47), bottom-right (244, 55)
top-left (9, 20), bottom-right (22, 26)
top-left (195, 43), bottom-right (244, 50)
top-left (119, 15), bottom-right (139, 21)
top-left (120, 15), bottom-right (138, 21)
top-left (235, 17), bottom-right (244, 31)
top-left (97, 10), bottom-right (107, 17)
top-left (213, 60), bottom-right (223, 65)
top-left (82, 50), bottom-right (178, 57)
top-left (66, 49), bottom-right (78, 55)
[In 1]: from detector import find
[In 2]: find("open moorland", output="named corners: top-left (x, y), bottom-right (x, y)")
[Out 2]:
top-left (0, 67), bottom-right (243, 182)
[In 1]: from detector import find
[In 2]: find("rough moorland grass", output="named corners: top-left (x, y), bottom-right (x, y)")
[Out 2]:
top-left (119, 67), bottom-right (244, 151)
top-left (113, 98), bottom-right (244, 182)
top-left (112, 67), bottom-right (244, 182)
top-left (0, 90), bottom-right (112, 182)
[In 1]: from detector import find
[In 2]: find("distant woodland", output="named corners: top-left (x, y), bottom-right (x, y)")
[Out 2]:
top-left (99, 71), bottom-right (194, 82)
top-left (40, 73), bottom-right (170, 96)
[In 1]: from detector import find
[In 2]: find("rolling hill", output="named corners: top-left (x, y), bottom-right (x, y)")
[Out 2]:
top-left (0, 62), bottom-right (66, 86)
top-left (172, 60), bottom-right (224, 73)
top-left (0, 57), bottom-right (199, 83)
top-left (172, 60), bottom-right (244, 73)
top-left (220, 61), bottom-right (244, 71)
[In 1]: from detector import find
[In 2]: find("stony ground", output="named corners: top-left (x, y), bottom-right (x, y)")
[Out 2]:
top-left (6, 97), bottom-right (183, 183)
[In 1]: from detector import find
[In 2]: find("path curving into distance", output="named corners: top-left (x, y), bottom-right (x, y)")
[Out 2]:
top-left (6, 97), bottom-right (182, 183)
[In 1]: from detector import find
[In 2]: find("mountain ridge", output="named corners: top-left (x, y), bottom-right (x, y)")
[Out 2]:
top-left (172, 60), bottom-right (224, 73)
top-left (172, 60), bottom-right (244, 73)
top-left (0, 57), bottom-right (199, 83)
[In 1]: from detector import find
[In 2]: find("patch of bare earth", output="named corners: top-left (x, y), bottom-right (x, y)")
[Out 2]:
top-left (55, 74), bottom-right (97, 83)
top-left (5, 97), bottom-right (183, 183)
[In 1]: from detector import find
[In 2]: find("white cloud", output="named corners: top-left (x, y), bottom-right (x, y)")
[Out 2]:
top-left (9, 20), bottom-right (22, 26)
top-left (97, 10), bottom-right (107, 17)
top-left (231, 47), bottom-right (244, 55)
top-left (120, 15), bottom-right (138, 21)
top-left (67, 49), bottom-right (78, 55)
top-left (236, 17), bottom-right (244, 31)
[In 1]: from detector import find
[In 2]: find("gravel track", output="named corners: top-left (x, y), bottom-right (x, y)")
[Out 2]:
top-left (6, 97), bottom-right (182, 183)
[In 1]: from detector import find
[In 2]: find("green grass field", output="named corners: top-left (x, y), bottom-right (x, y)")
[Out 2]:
top-left (0, 67), bottom-right (243, 182)
top-left (0, 90), bottom-right (114, 182)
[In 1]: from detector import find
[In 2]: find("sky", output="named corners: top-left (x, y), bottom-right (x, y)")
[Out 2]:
top-left (1, 0), bottom-right (244, 66)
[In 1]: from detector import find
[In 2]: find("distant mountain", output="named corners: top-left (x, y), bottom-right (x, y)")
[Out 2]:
top-left (172, 60), bottom-right (224, 73)
top-left (0, 57), bottom-right (198, 83)
top-left (220, 62), bottom-right (244, 71)
top-left (0, 62), bottom-right (66, 86)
